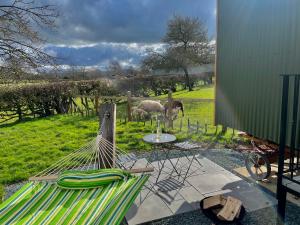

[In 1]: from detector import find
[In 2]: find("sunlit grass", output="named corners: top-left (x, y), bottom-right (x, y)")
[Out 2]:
top-left (0, 85), bottom-right (245, 201)
top-left (158, 85), bottom-right (214, 99)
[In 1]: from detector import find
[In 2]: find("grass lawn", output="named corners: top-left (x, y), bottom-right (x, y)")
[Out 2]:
top-left (158, 85), bottom-right (214, 99)
top-left (0, 85), bottom-right (246, 201)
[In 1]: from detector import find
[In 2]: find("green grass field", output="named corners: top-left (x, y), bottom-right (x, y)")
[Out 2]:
top-left (159, 85), bottom-right (215, 99)
top-left (0, 85), bottom-right (245, 201)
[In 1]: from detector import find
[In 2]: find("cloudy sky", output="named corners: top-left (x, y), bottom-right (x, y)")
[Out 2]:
top-left (44, 0), bottom-right (216, 69)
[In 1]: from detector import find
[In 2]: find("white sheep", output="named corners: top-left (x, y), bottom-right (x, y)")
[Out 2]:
top-left (131, 106), bottom-right (149, 121)
top-left (137, 100), bottom-right (164, 114)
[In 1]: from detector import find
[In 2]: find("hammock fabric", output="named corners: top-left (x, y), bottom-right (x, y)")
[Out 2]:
top-left (0, 174), bottom-right (149, 225)
top-left (57, 169), bottom-right (132, 189)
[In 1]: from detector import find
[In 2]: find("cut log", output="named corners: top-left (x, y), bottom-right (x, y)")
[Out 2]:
top-left (217, 196), bottom-right (242, 221)
top-left (203, 195), bottom-right (226, 209)
top-left (235, 205), bottom-right (242, 218)
top-left (29, 175), bottom-right (58, 181)
top-left (126, 167), bottom-right (154, 173)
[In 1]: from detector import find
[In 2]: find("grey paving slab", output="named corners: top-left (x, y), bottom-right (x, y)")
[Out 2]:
top-left (195, 156), bottom-right (228, 173)
top-left (163, 199), bottom-right (195, 214)
top-left (177, 185), bottom-right (205, 205)
top-left (126, 155), bottom-right (277, 225)
top-left (203, 189), bottom-right (232, 197)
top-left (221, 180), bottom-right (277, 212)
top-left (186, 172), bottom-right (240, 194)
top-left (127, 192), bottom-right (173, 225)
top-left (123, 158), bottom-right (148, 170)
top-left (155, 189), bottom-right (184, 205)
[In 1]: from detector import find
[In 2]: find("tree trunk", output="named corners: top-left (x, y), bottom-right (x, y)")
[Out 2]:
top-left (183, 67), bottom-right (192, 91)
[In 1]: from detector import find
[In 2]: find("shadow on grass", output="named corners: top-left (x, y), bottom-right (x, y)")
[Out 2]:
top-left (0, 117), bottom-right (38, 128)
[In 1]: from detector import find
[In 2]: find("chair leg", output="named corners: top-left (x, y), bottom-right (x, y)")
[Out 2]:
top-left (181, 154), bottom-right (196, 182)
top-left (178, 151), bottom-right (202, 181)
top-left (121, 217), bottom-right (129, 225)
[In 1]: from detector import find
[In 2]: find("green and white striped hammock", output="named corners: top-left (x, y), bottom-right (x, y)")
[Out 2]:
top-left (0, 174), bottom-right (149, 225)
top-left (0, 119), bottom-right (153, 225)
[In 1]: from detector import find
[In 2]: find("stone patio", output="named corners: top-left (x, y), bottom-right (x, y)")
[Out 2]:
top-left (234, 163), bottom-right (300, 207)
top-left (126, 154), bottom-right (277, 225)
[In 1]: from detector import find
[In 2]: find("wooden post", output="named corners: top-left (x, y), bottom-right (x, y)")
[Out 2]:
top-left (95, 95), bottom-right (99, 115)
top-left (196, 121), bottom-right (199, 133)
top-left (167, 89), bottom-right (173, 129)
top-left (127, 91), bottom-right (132, 122)
top-left (99, 103), bottom-right (116, 169)
top-left (221, 125), bottom-right (227, 134)
top-left (180, 118), bottom-right (183, 131)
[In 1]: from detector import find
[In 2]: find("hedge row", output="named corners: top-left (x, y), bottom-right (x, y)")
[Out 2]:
top-left (116, 73), bottom-right (213, 96)
top-left (0, 80), bottom-right (118, 122)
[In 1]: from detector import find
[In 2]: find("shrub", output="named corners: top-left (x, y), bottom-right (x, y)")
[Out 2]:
top-left (0, 80), bottom-right (118, 123)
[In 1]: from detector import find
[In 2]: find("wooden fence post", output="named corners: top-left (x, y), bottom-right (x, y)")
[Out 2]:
top-left (167, 89), bottom-right (173, 129)
top-left (99, 103), bottom-right (116, 169)
top-left (180, 118), bottom-right (183, 131)
top-left (127, 91), bottom-right (132, 122)
top-left (215, 125), bottom-right (218, 134)
top-left (95, 95), bottom-right (99, 115)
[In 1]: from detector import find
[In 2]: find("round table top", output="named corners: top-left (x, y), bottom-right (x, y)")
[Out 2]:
top-left (143, 133), bottom-right (176, 144)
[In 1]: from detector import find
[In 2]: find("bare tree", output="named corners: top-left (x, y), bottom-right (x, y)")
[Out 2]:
top-left (107, 60), bottom-right (123, 78)
top-left (0, 0), bottom-right (58, 73)
top-left (143, 15), bottom-right (213, 91)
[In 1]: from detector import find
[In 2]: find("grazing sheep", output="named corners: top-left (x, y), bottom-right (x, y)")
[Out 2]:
top-left (131, 106), bottom-right (149, 121)
top-left (164, 107), bottom-right (180, 121)
top-left (137, 100), bottom-right (164, 114)
top-left (164, 100), bottom-right (184, 117)
top-left (170, 107), bottom-right (180, 120)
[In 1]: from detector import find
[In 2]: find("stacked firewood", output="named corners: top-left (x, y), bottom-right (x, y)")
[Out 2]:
top-left (203, 195), bottom-right (243, 222)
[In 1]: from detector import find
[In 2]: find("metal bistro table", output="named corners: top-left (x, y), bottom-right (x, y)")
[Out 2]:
top-left (143, 133), bottom-right (180, 183)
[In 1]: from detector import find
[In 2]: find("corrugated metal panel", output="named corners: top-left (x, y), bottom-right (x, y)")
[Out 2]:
top-left (216, 0), bottom-right (300, 146)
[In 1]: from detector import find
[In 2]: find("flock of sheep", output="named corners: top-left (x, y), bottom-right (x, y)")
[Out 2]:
top-left (131, 100), bottom-right (184, 121)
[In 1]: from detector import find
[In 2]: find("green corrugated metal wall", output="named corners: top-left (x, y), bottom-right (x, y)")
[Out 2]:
top-left (215, 0), bottom-right (300, 145)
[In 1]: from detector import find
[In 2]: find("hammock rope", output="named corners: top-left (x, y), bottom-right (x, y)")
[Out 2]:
top-left (30, 116), bottom-right (153, 182)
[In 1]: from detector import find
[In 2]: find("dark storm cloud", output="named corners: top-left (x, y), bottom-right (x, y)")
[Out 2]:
top-left (43, 0), bottom-right (216, 68)
top-left (46, 0), bottom-right (216, 44)
top-left (45, 42), bottom-right (166, 68)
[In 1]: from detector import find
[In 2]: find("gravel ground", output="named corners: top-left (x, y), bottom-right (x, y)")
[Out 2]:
top-left (4, 182), bottom-right (27, 200)
top-left (146, 201), bottom-right (300, 225)
top-left (201, 148), bottom-right (245, 170)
